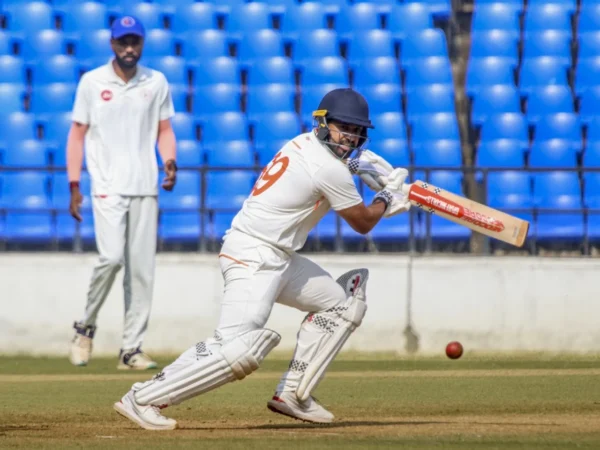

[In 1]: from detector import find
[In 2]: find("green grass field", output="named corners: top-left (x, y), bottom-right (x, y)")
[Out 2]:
top-left (2, 353), bottom-right (600, 449)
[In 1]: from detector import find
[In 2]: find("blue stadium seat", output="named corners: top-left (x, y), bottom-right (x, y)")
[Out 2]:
top-left (44, 112), bottom-right (71, 159)
top-left (410, 113), bottom-right (460, 143)
top-left (248, 57), bottom-right (294, 86)
top-left (55, 211), bottom-right (95, 242)
top-left (192, 57), bottom-right (239, 85)
top-left (0, 171), bottom-right (49, 208)
top-left (524, 4), bottom-right (573, 32)
top-left (405, 0), bottom-right (451, 19)
top-left (404, 56), bottom-right (452, 86)
top-left (202, 112), bottom-right (248, 144)
top-left (159, 212), bottom-right (201, 242)
top-left (587, 117), bottom-right (600, 142)
top-left (578, 31), bottom-right (600, 61)
top-left (153, 0), bottom-right (200, 14)
top-left (533, 113), bottom-right (581, 148)
top-left (101, 0), bottom-right (149, 13)
top-left (353, 58), bottom-right (400, 87)
top-left (472, 3), bottom-right (520, 32)
top-left (52, 172), bottom-right (91, 210)
top-left (209, 211), bottom-right (238, 241)
top-left (488, 192), bottom-right (533, 218)
top-left (122, 4), bottom-right (163, 29)
top-left (293, 30), bottom-right (340, 64)
top-left (60, 2), bottom-right (108, 33)
top-left (0, 112), bottom-right (35, 144)
top-left (31, 55), bottom-right (79, 85)
top-left (4, 2), bottom-right (53, 36)
top-left (169, 84), bottom-right (188, 112)
top-left (525, 86), bottom-right (573, 121)
top-left (584, 173), bottom-right (600, 207)
top-left (406, 84), bottom-right (455, 116)
top-left (522, 31), bottom-right (571, 63)
top-left (519, 57), bottom-right (569, 93)
top-left (0, 55), bottom-right (25, 84)
top-left (575, 58), bottom-right (600, 95)
top-left (174, 140), bottom-right (203, 167)
top-left (3, 140), bottom-right (47, 167)
top-left (193, 84), bottom-right (240, 116)
top-left (300, 57), bottom-right (348, 86)
top-left (280, 3), bottom-right (327, 35)
top-left (579, 5), bottom-right (600, 33)
top-left (534, 172), bottom-right (580, 200)
top-left (170, 113), bottom-right (196, 141)
top-left (203, 0), bottom-right (247, 13)
top-left (335, 4), bottom-right (380, 35)
top-left (401, 29), bottom-right (447, 65)
top-left (0, 31), bottom-right (13, 56)
top-left (369, 213), bottom-right (411, 241)
top-left (466, 57), bottom-right (515, 94)
top-left (480, 113), bottom-right (528, 145)
top-left (413, 140), bottom-right (462, 166)
top-left (471, 85), bottom-right (521, 125)
top-left (370, 138), bottom-right (410, 166)
top-left (204, 140), bottom-right (254, 167)
top-left (143, 30), bottom-right (176, 57)
top-left (254, 111), bottom-right (302, 164)
top-left (300, 84), bottom-right (347, 125)
top-left (182, 30), bottom-right (227, 61)
top-left (0, 84), bottom-right (24, 112)
top-left (476, 140), bottom-right (525, 167)
top-left (145, 56), bottom-right (187, 85)
top-left (159, 171), bottom-right (200, 209)
top-left (529, 139), bottom-right (578, 167)
top-left (226, 3), bottom-right (271, 36)
top-left (388, 4), bottom-right (431, 41)
top-left (172, 3), bottom-right (217, 33)
top-left (346, 30), bottom-right (394, 61)
top-left (30, 83), bottom-right (76, 114)
top-left (487, 171), bottom-right (531, 202)
top-left (370, 112), bottom-right (406, 140)
top-left (76, 30), bottom-right (112, 62)
top-left (237, 30), bottom-right (284, 66)
top-left (357, 84), bottom-right (402, 114)
top-left (583, 141), bottom-right (600, 167)
top-left (579, 86), bottom-right (600, 125)
top-left (206, 171), bottom-right (254, 209)
top-left (311, 211), bottom-right (338, 243)
top-left (246, 84), bottom-right (295, 119)
top-left (4, 213), bottom-right (53, 242)
top-left (470, 30), bottom-right (519, 62)
top-left (22, 30), bottom-right (66, 63)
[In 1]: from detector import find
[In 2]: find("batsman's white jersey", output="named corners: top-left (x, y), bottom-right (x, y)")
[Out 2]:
top-left (228, 131), bottom-right (363, 252)
top-left (73, 60), bottom-right (175, 351)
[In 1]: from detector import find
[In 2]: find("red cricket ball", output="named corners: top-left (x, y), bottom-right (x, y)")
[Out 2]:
top-left (446, 341), bottom-right (463, 359)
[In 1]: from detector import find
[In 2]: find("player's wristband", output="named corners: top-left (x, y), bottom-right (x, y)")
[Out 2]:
top-left (372, 190), bottom-right (392, 210)
top-left (166, 159), bottom-right (178, 171)
top-left (69, 181), bottom-right (80, 192)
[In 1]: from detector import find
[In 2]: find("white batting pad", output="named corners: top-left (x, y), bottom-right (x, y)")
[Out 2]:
top-left (295, 269), bottom-right (369, 402)
top-left (134, 328), bottom-right (281, 407)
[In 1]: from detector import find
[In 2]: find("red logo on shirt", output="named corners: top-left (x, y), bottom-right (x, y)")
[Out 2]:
top-left (101, 90), bottom-right (113, 101)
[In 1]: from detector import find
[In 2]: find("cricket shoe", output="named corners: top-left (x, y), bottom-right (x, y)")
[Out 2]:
top-left (117, 347), bottom-right (158, 370)
top-left (114, 385), bottom-right (177, 431)
top-left (267, 391), bottom-right (334, 424)
top-left (69, 322), bottom-right (96, 367)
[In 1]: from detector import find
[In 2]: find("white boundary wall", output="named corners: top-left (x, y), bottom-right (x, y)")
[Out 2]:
top-left (1, 253), bottom-right (599, 355)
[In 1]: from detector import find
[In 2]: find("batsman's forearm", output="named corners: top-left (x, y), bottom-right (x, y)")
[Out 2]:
top-left (66, 130), bottom-right (85, 182)
top-left (158, 127), bottom-right (177, 163)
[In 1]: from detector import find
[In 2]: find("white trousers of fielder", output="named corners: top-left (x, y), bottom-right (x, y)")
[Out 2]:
top-left (79, 195), bottom-right (158, 350)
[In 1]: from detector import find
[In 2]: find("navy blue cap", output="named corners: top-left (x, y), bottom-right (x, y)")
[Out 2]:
top-left (111, 15), bottom-right (145, 39)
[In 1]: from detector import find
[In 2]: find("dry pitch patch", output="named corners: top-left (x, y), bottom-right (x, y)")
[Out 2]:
top-left (1, 355), bottom-right (600, 449)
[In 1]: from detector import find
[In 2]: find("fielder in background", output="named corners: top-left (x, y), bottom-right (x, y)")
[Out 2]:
top-left (113, 88), bottom-right (409, 429)
top-left (67, 16), bottom-right (178, 370)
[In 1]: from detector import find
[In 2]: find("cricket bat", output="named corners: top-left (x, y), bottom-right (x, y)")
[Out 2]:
top-left (401, 180), bottom-right (529, 247)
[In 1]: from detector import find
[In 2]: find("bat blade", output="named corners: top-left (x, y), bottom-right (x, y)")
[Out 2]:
top-left (402, 180), bottom-right (529, 247)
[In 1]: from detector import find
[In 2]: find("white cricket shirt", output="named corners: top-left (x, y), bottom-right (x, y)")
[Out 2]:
top-left (71, 60), bottom-right (175, 196)
top-left (228, 131), bottom-right (363, 253)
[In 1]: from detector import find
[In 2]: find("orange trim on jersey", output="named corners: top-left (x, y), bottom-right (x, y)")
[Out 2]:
top-left (218, 253), bottom-right (249, 267)
top-left (292, 140), bottom-right (301, 149)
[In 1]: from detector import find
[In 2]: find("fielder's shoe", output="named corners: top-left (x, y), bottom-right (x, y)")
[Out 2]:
top-left (267, 391), bottom-right (334, 423)
top-left (114, 385), bottom-right (177, 431)
top-left (69, 322), bottom-right (96, 367)
top-left (117, 347), bottom-right (158, 370)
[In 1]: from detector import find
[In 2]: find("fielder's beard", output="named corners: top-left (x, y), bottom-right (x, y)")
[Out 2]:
top-left (115, 54), bottom-right (139, 70)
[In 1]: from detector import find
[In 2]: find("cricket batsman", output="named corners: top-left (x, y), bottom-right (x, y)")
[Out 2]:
top-left (113, 88), bottom-right (411, 429)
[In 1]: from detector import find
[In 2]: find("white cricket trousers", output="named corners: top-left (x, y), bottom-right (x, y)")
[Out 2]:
top-left (80, 195), bottom-right (158, 350)
top-left (216, 230), bottom-right (347, 340)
